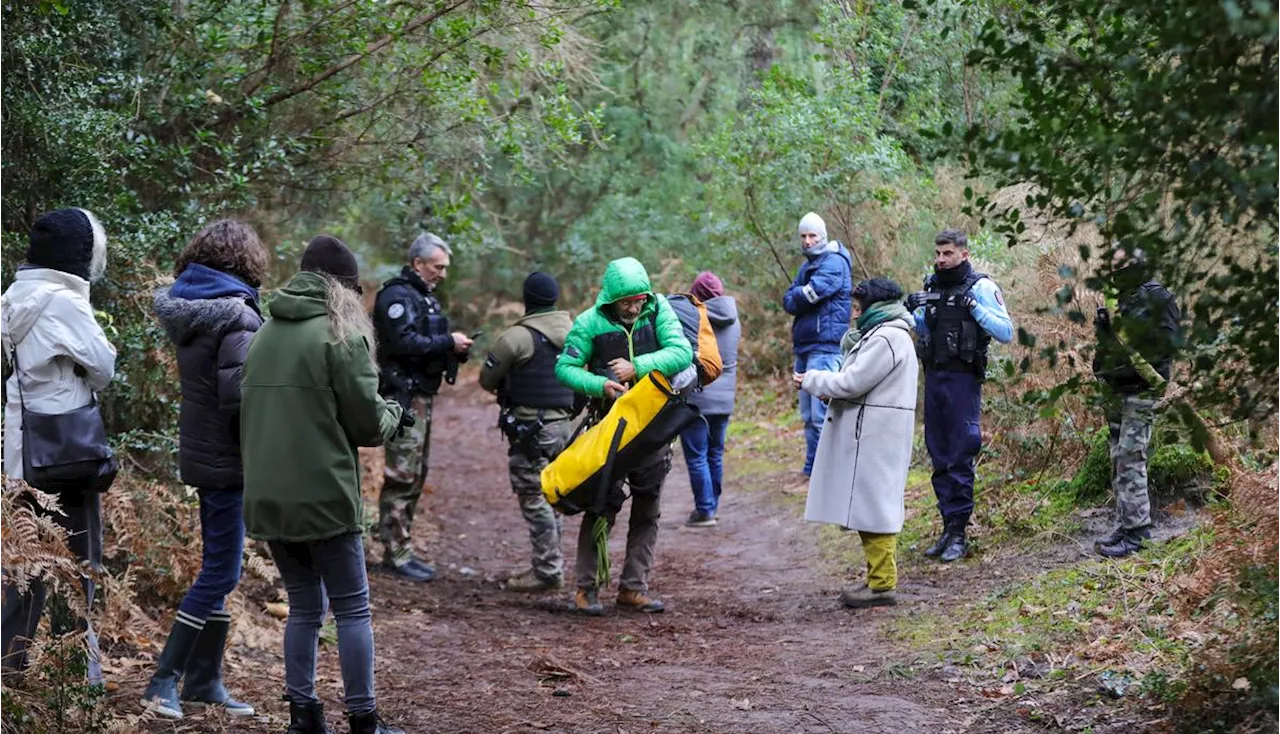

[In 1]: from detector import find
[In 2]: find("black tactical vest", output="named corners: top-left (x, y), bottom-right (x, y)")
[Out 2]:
top-left (918, 270), bottom-right (990, 376)
top-left (374, 270), bottom-right (451, 393)
top-left (588, 312), bottom-right (659, 381)
top-left (504, 326), bottom-right (575, 410)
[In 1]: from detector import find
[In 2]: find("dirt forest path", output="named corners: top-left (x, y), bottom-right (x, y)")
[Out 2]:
top-left (167, 381), bottom-right (1055, 734)
top-left (318, 382), bottom-right (1041, 734)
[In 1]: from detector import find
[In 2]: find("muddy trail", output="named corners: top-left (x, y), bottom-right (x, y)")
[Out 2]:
top-left (133, 383), bottom-right (1055, 734)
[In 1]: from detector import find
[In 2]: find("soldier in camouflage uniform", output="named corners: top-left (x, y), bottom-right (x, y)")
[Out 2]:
top-left (1092, 248), bottom-right (1181, 558)
top-left (478, 273), bottom-right (575, 592)
top-left (372, 233), bottom-right (473, 582)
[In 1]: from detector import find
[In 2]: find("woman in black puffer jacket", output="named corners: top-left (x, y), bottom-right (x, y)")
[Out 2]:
top-left (142, 220), bottom-right (267, 720)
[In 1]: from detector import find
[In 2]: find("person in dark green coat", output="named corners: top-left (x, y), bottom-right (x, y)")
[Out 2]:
top-left (555, 257), bottom-right (693, 616)
top-left (241, 235), bottom-right (408, 734)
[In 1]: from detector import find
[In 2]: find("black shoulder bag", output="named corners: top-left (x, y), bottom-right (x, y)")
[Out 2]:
top-left (6, 345), bottom-right (117, 493)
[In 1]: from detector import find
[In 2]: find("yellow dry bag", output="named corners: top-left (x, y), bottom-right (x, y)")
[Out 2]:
top-left (541, 371), bottom-right (700, 515)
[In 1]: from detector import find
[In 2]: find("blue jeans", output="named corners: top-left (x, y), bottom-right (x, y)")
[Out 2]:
top-left (796, 350), bottom-right (843, 475)
top-left (178, 488), bottom-right (245, 620)
top-left (923, 370), bottom-right (983, 523)
top-left (679, 414), bottom-right (731, 515)
top-left (269, 533), bottom-right (376, 715)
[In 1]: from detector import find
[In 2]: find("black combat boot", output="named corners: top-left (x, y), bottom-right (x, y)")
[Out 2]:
top-left (939, 519), bottom-right (968, 563)
top-left (286, 700), bottom-right (333, 734)
top-left (348, 710), bottom-right (405, 734)
top-left (1094, 526), bottom-right (1127, 550)
top-left (1097, 526), bottom-right (1150, 558)
top-left (923, 524), bottom-right (954, 558)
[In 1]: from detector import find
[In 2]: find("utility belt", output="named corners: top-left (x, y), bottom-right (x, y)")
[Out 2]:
top-left (498, 406), bottom-right (561, 461)
top-left (924, 354), bottom-right (989, 379)
top-left (379, 362), bottom-right (441, 410)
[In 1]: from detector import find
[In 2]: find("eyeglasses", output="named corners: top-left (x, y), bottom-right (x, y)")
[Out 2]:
top-left (616, 295), bottom-right (648, 306)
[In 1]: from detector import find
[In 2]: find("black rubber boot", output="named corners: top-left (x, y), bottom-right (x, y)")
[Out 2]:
top-left (141, 617), bottom-right (203, 719)
top-left (348, 710), bottom-right (405, 734)
top-left (181, 613), bottom-right (254, 716)
top-left (287, 700), bottom-right (334, 734)
top-left (1098, 526), bottom-right (1151, 558)
top-left (939, 520), bottom-right (968, 563)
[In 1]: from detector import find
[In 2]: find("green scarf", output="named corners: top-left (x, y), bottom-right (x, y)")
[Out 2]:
top-left (840, 327), bottom-right (862, 358)
top-left (856, 300), bottom-right (909, 333)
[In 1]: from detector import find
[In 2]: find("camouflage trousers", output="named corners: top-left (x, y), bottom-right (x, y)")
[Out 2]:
top-left (379, 394), bottom-right (433, 565)
top-left (508, 418), bottom-right (573, 582)
top-left (1107, 394), bottom-right (1156, 529)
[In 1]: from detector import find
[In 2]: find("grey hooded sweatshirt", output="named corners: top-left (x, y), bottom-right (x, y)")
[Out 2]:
top-left (688, 295), bottom-right (741, 416)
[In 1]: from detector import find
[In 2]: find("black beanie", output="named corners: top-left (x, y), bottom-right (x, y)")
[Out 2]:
top-left (27, 208), bottom-right (97, 281)
top-left (523, 271), bottom-right (559, 309)
top-left (852, 277), bottom-right (904, 310)
top-left (300, 234), bottom-right (361, 291)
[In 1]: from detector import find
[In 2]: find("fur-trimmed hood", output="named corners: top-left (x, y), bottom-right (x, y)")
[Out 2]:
top-left (154, 286), bottom-right (262, 346)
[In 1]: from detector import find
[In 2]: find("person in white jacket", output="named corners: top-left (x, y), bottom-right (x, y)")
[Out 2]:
top-left (1, 208), bottom-right (117, 683)
top-left (794, 278), bottom-right (917, 608)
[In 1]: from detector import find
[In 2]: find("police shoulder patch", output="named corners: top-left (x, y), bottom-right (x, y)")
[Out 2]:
top-left (994, 288), bottom-right (1005, 306)
top-left (387, 303), bottom-right (406, 319)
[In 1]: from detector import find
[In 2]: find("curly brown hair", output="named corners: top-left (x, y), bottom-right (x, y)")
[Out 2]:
top-left (174, 219), bottom-right (269, 287)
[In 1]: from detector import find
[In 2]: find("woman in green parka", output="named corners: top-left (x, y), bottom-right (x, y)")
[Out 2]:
top-left (241, 235), bottom-right (408, 734)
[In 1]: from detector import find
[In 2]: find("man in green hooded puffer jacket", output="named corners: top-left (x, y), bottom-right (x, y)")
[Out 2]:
top-left (555, 257), bottom-right (693, 616)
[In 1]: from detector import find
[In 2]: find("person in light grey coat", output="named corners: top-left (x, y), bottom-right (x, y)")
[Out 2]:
top-left (795, 278), bottom-right (917, 608)
top-left (679, 272), bottom-right (741, 527)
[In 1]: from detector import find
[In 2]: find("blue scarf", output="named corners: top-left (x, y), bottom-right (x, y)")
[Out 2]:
top-left (171, 263), bottom-right (258, 303)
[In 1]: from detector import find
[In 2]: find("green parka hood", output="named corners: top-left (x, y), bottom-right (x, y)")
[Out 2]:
top-left (596, 257), bottom-right (653, 306)
top-left (266, 271), bottom-right (333, 322)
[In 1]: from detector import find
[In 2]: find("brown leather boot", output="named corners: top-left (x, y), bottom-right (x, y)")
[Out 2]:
top-left (574, 588), bottom-right (604, 616)
top-left (617, 589), bottom-right (665, 613)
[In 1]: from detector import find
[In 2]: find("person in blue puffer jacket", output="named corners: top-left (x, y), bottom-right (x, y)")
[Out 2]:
top-left (783, 212), bottom-right (853, 488)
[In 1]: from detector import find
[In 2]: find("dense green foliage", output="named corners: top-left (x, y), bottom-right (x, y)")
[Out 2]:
top-left (951, 0), bottom-right (1278, 421)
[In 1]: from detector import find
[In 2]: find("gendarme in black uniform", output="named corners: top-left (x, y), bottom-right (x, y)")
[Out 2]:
top-left (372, 265), bottom-right (461, 576)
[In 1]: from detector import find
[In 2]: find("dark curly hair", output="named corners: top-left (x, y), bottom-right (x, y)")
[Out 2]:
top-left (853, 277), bottom-right (904, 310)
top-left (174, 219), bottom-right (269, 287)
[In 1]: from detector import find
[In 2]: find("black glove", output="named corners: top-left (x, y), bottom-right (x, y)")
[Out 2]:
top-left (1095, 307), bottom-right (1111, 332)
top-left (396, 409), bottom-right (416, 437)
top-left (905, 291), bottom-right (928, 311)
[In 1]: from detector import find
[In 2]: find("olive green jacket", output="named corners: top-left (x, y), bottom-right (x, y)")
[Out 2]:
top-left (241, 271), bottom-right (403, 542)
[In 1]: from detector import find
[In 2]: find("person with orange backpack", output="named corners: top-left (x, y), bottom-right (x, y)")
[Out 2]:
top-left (675, 273), bottom-right (739, 527)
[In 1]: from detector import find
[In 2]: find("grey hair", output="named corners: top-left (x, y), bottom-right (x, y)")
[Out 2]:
top-left (76, 208), bottom-right (108, 282)
top-left (408, 232), bottom-right (451, 264)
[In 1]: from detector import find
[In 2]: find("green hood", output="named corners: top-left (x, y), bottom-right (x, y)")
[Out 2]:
top-left (267, 271), bottom-right (331, 321)
top-left (595, 257), bottom-right (653, 306)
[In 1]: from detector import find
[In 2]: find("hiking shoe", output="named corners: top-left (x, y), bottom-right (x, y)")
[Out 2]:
top-left (617, 589), bottom-right (665, 614)
top-left (381, 559), bottom-right (434, 583)
top-left (574, 588), bottom-right (605, 616)
top-left (1098, 526), bottom-right (1151, 558)
top-left (685, 510), bottom-right (717, 527)
top-left (1093, 526), bottom-right (1127, 550)
top-left (781, 475), bottom-right (810, 496)
top-left (840, 585), bottom-right (898, 609)
top-left (505, 569), bottom-right (563, 593)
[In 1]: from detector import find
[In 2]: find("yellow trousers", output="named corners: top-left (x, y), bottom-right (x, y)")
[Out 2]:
top-left (857, 531), bottom-right (897, 591)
